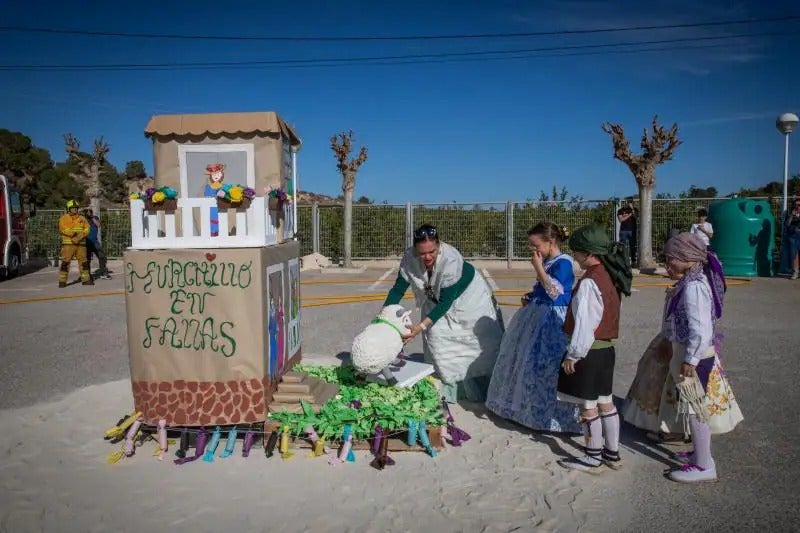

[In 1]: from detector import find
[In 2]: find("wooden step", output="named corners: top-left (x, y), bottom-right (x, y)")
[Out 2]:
top-left (277, 374), bottom-right (320, 394)
top-left (272, 375), bottom-right (319, 402)
top-left (268, 372), bottom-right (341, 415)
top-left (272, 389), bottom-right (317, 403)
top-left (277, 381), bottom-right (313, 394)
top-left (268, 402), bottom-right (324, 414)
top-left (281, 371), bottom-right (306, 384)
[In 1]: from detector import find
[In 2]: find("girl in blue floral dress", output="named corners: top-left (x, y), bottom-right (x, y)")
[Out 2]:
top-left (486, 222), bottom-right (581, 433)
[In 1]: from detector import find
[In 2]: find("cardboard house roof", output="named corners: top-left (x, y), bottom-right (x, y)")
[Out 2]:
top-left (144, 112), bottom-right (302, 148)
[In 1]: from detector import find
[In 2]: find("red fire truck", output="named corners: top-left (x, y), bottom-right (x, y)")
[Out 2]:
top-left (0, 174), bottom-right (30, 279)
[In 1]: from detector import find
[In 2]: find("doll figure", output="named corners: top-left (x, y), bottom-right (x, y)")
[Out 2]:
top-left (204, 163), bottom-right (225, 236)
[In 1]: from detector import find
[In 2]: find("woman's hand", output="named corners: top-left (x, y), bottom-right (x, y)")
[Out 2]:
top-left (680, 362), bottom-right (696, 378)
top-left (531, 250), bottom-right (543, 269)
top-left (521, 293), bottom-right (531, 306)
top-left (401, 324), bottom-right (424, 344)
top-left (561, 358), bottom-right (577, 375)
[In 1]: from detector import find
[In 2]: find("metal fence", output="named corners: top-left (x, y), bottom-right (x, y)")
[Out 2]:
top-left (27, 196), bottom-right (795, 264)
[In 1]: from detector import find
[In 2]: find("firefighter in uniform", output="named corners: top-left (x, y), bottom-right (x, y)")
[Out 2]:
top-left (58, 199), bottom-right (93, 287)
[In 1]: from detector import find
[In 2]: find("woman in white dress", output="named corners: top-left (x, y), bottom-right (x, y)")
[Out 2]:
top-left (382, 224), bottom-right (505, 403)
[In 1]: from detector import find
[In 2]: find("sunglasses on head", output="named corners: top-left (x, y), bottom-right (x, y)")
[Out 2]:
top-left (413, 226), bottom-right (437, 242)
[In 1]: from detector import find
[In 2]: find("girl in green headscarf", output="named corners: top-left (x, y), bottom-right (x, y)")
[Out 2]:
top-left (555, 224), bottom-right (632, 474)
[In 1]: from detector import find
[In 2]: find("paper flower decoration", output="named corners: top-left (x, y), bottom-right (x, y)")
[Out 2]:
top-left (130, 186), bottom-right (178, 204)
top-left (216, 183), bottom-right (254, 206)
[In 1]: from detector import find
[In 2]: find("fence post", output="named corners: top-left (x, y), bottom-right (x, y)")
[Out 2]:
top-left (312, 202), bottom-right (320, 255)
top-left (506, 201), bottom-right (514, 269)
top-left (405, 202), bottom-right (413, 249)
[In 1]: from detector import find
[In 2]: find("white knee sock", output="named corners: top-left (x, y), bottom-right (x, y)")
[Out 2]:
top-left (690, 414), bottom-right (714, 470)
top-left (582, 415), bottom-right (603, 465)
top-left (600, 410), bottom-right (620, 453)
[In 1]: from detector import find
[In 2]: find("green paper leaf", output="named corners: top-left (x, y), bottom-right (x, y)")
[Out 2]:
top-left (273, 364), bottom-right (444, 441)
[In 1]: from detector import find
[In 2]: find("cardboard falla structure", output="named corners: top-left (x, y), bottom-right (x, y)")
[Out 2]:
top-left (109, 112), bottom-right (457, 467)
top-left (122, 112), bottom-right (304, 429)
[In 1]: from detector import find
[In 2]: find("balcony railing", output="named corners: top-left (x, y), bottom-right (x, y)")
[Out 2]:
top-left (129, 197), bottom-right (294, 250)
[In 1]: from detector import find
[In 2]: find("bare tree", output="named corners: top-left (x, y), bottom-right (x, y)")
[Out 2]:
top-left (330, 130), bottom-right (368, 267)
top-left (601, 116), bottom-right (682, 270)
top-left (64, 133), bottom-right (109, 213)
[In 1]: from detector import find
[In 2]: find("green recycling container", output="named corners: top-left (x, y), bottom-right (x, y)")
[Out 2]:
top-left (708, 198), bottom-right (775, 277)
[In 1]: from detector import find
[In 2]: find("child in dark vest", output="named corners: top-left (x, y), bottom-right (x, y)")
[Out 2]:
top-left (556, 224), bottom-right (632, 473)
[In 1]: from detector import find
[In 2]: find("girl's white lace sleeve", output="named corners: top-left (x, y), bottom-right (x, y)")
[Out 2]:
top-left (537, 275), bottom-right (565, 300)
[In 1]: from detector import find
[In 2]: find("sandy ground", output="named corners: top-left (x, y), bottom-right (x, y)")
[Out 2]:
top-left (0, 376), bottom-right (619, 533)
top-left (0, 261), bottom-right (798, 532)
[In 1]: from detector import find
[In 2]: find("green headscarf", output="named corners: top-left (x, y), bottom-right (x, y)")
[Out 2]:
top-left (568, 223), bottom-right (633, 297)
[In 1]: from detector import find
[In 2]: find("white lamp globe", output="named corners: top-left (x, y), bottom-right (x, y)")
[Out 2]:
top-left (776, 112), bottom-right (799, 134)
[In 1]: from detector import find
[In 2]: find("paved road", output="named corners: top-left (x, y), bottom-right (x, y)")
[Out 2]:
top-left (0, 261), bottom-right (798, 530)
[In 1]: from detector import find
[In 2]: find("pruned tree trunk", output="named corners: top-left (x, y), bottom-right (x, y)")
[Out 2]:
top-left (89, 169), bottom-right (101, 213)
top-left (601, 117), bottom-right (681, 271)
top-left (638, 185), bottom-right (655, 269)
top-left (343, 173), bottom-right (355, 267)
top-left (330, 131), bottom-right (368, 268)
top-left (64, 133), bottom-right (108, 212)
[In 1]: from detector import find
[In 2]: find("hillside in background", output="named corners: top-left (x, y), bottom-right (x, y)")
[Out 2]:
top-left (295, 190), bottom-right (337, 204)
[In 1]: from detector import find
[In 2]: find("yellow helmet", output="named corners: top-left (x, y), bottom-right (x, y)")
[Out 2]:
top-left (66, 199), bottom-right (79, 209)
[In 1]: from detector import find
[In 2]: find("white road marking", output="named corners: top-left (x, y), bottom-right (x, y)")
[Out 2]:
top-left (482, 268), bottom-right (499, 291)
top-left (367, 268), bottom-right (395, 291)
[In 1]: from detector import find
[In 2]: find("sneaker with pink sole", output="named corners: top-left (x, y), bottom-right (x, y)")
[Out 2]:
top-left (667, 462), bottom-right (718, 484)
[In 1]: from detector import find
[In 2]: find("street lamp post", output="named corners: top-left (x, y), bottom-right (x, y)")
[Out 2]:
top-left (291, 144), bottom-right (301, 240)
top-left (776, 112), bottom-right (799, 217)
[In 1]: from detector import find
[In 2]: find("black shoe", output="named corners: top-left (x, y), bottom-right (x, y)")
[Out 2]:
top-left (558, 447), bottom-right (606, 475)
top-left (82, 280), bottom-right (95, 286)
top-left (557, 455), bottom-right (606, 475)
top-left (602, 448), bottom-right (623, 470)
top-left (58, 282), bottom-right (66, 288)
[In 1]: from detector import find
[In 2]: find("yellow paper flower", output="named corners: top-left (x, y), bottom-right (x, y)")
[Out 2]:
top-left (129, 193), bottom-right (141, 200)
top-left (152, 191), bottom-right (166, 203)
top-left (230, 186), bottom-right (244, 202)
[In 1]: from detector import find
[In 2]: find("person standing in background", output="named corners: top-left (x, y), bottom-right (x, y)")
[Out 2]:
top-left (690, 209), bottom-right (714, 250)
top-left (784, 200), bottom-right (800, 280)
top-left (57, 200), bottom-right (92, 287)
top-left (617, 205), bottom-right (637, 265)
top-left (84, 208), bottom-right (111, 280)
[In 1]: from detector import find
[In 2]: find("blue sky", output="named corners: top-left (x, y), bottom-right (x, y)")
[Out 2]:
top-left (1, 0), bottom-right (799, 203)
